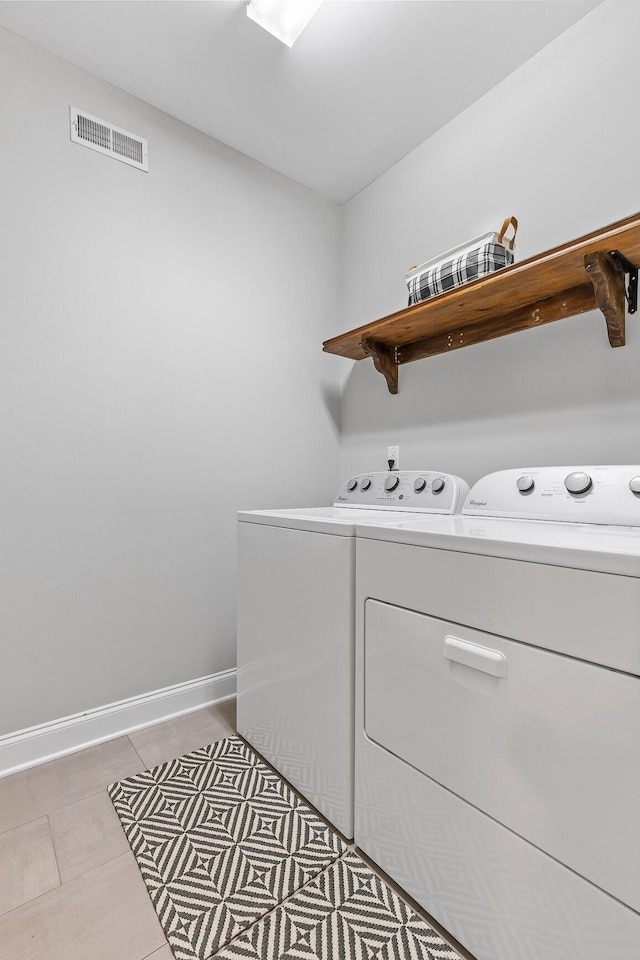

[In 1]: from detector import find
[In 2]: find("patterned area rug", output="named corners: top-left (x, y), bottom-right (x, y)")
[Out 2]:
top-left (215, 850), bottom-right (461, 960)
top-left (109, 735), bottom-right (346, 960)
top-left (110, 734), bottom-right (461, 960)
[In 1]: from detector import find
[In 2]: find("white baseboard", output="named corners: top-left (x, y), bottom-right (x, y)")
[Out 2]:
top-left (0, 669), bottom-right (236, 780)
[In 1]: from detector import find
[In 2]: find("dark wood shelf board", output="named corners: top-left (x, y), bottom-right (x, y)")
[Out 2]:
top-left (398, 284), bottom-right (597, 364)
top-left (323, 211), bottom-right (640, 393)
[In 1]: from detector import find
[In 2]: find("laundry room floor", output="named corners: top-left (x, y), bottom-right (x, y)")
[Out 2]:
top-left (0, 698), bottom-right (473, 960)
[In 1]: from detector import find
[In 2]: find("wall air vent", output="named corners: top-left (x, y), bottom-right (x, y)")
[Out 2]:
top-left (69, 107), bottom-right (148, 172)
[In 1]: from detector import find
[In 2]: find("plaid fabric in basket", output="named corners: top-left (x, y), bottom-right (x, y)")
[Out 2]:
top-left (407, 241), bottom-right (514, 306)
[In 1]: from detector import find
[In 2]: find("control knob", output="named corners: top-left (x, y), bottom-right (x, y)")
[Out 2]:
top-left (564, 471), bottom-right (592, 495)
top-left (384, 475), bottom-right (400, 492)
top-left (431, 477), bottom-right (445, 493)
top-left (414, 478), bottom-right (427, 493)
top-left (516, 475), bottom-right (534, 493)
top-left (361, 478), bottom-right (372, 491)
top-left (347, 479), bottom-right (358, 492)
top-left (629, 476), bottom-right (640, 494)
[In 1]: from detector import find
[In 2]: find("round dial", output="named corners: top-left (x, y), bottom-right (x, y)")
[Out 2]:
top-left (629, 476), bottom-right (640, 494)
top-left (347, 479), bottom-right (358, 492)
top-left (516, 475), bottom-right (534, 493)
top-left (361, 478), bottom-right (372, 491)
top-left (414, 478), bottom-right (427, 493)
top-left (564, 471), bottom-right (592, 495)
top-left (384, 475), bottom-right (400, 492)
top-left (431, 477), bottom-right (445, 493)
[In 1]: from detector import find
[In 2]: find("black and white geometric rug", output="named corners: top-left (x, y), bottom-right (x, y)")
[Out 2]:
top-left (109, 735), bottom-right (346, 960)
top-left (215, 850), bottom-right (462, 960)
top-left (110, 735), bottom-right (461, 960)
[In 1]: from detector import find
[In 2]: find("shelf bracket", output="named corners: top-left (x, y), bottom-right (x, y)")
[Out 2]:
top-left (361, 338), bottom-right (398, 394)
top-left (608, 249), bottom-right (638, 315)
top-left (584, 251), bottom-right (627, 347)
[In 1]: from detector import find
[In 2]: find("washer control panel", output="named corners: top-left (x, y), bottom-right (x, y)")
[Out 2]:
top-left (334, 471), bottom-right (470, 514)
top-left (464, 465), bottom-right (640, 525)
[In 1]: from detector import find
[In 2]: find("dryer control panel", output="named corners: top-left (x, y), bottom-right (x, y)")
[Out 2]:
top-left (464, 465), bottom-right (640, 525)
top-left (335, 471), bottom-right (470, 514)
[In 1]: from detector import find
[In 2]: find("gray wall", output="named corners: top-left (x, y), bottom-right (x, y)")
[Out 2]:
top-left (3, 0), bottom-right (637, 739)
top-left (339, 0), bottom-right (640, 484)
top-left (0, 28), bottom-right (342, 735)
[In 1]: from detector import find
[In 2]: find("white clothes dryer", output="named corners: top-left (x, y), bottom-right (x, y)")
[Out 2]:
top-left (354, 465), bottom-right (640, 960)
top-left (236, 470), bottom-right (469, 838)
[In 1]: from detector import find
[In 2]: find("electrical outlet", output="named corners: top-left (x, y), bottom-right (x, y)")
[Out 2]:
top-left (387, 445), bottom-right (400, 470)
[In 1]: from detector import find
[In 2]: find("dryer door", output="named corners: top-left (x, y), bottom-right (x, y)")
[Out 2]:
top-left (364, 599), bottom-right (640, 912)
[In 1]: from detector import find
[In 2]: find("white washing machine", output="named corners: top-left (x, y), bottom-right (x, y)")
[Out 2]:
top-left (354, 465), bottom-right (640, 960)
top-left (236, 470), bottom-right (470, 838)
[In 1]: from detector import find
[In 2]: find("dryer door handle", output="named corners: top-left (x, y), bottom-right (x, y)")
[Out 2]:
top-left (444, 636), bottom-right (507, 678)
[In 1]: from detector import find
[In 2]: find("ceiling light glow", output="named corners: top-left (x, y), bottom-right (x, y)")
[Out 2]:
top-left (247, 0), bottom-right (324, 48)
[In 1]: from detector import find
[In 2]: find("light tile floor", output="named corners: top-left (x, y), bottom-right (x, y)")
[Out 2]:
top-left (0, 699), bottom-right (235, 960)
top-left (0, 698), bottom-right (473, 960)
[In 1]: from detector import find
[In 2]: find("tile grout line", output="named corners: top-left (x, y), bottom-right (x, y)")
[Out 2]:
top-left (126, 735), bottom-right (149, 770)
top-left (46, 814), bottom-right (63, 890)
top-left (5, 781), bottom-right (140, 830)
top-left (47, 784), bottom-right (139, 888)
top-left (0, 817), bottom-right (63, 922)
top-left (0, 751), bottom-right (148, 833)
top-left (0, 812), bottom-right (51, 840)
top-left (140, 941), bottom-right (171, 959)
top-left (0, 850), bottom-right (135, 922)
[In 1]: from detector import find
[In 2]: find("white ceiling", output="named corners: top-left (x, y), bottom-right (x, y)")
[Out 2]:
top-left (0, 0), bottom-right (600, 203)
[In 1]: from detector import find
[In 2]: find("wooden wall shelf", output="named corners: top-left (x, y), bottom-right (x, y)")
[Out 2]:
top-left (323, 211), bottom-right (640, 394)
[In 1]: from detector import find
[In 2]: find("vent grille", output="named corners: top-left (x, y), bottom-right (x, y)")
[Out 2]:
top-left (112, 130), bottom-right (143, 165)
top-left (77, 114), bottom-right (111, 150)
top-left (70, 107), bottom-right (148, 172)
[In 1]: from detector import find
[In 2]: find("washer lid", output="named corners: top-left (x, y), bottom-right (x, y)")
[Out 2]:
top-left (237, 506), bottom-right (431, 537)
top-left (355, 514), bottom-right (640, 576)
